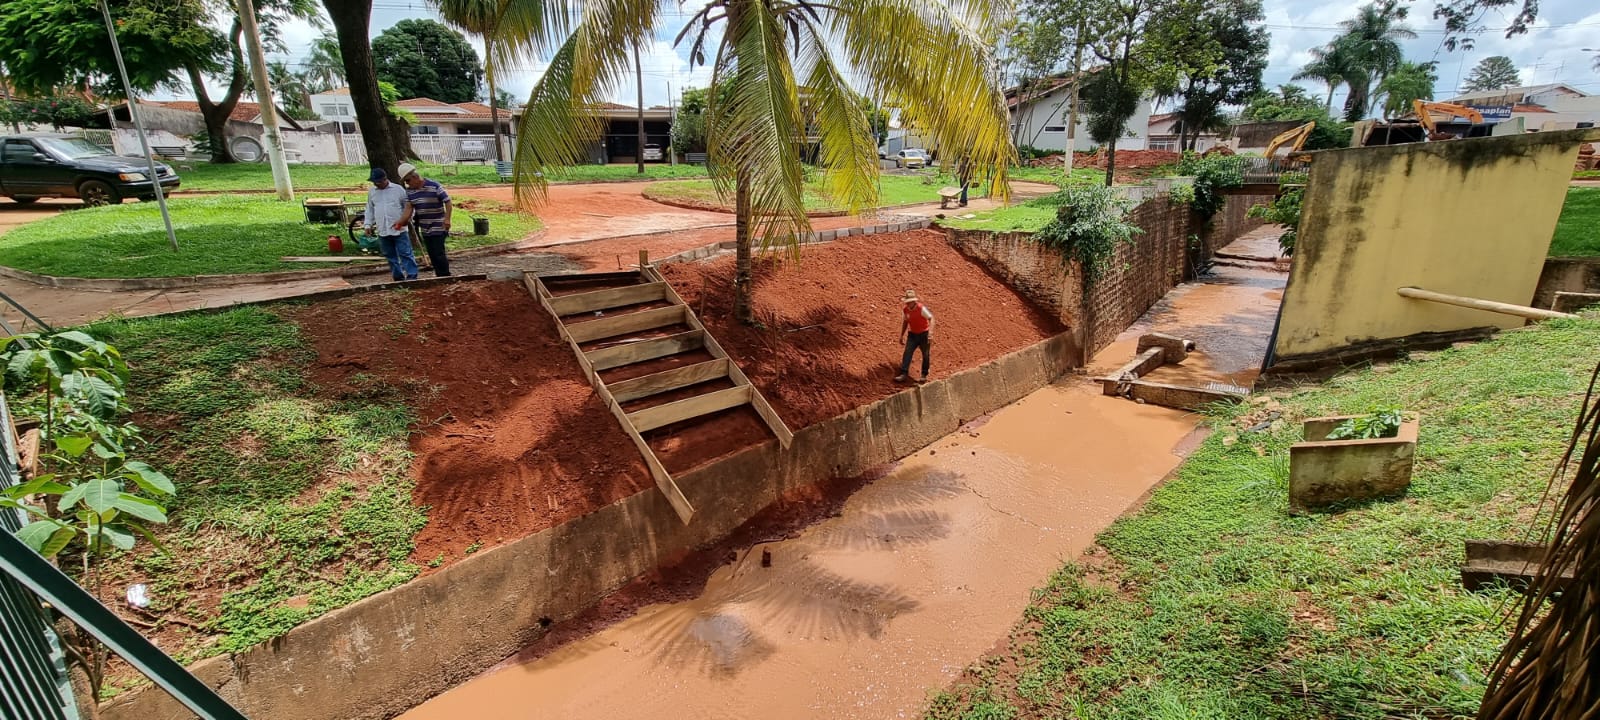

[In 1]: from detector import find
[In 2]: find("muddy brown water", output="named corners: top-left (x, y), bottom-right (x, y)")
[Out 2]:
top-left (399, 381), bottom-right (1201, 720)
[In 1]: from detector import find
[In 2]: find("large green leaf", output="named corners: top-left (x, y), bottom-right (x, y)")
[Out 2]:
top-left (61, 371), bottom-right (122, 419)
top-left (14, 519), bottom-right (72, 556)
top-left (2, 474), bottom-right (68, 497)
top-left (53, 433), bottom-right (92, 458)
top-left (52, 330), bottom-right (100, 349)
top-left (77, 479), bottom-right (121, 514)
top-left (123, 461), bottom-right (176, 496)
top-left (100, 524), bottom-right (135, 551)
top-left (6, 348), bottom-right (42, 382)
top-left (113, 493), bottom-right (167, 524)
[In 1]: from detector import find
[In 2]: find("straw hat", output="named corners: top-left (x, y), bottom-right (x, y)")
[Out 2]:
top-left (901, 289), bottom-right (918, 303)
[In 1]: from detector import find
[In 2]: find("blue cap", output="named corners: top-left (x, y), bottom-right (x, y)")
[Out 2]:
top-left (368, 167), bottom-right (387, 182)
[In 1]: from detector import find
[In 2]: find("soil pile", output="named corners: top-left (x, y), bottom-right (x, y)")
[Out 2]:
top-left (291, 281), bottom-right (651, 565)
top-left (1026, 149), bottom-right (1180, 170)
top-left (659, 230), bottom-right (1064, 427)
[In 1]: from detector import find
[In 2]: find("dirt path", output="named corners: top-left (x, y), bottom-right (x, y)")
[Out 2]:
top-left (397, 232), bottom-right (1290, 720)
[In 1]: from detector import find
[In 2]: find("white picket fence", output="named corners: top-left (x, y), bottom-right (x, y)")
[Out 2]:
top-left (338, 133), bottom-right (503, 166)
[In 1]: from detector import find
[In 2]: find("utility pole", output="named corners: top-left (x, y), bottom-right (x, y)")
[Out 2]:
top-left (667, 82), bottom-right (677, 167)
top-left (235, 0), bottom-right (294, 201)
top-left (97, 0), bottom-right (178, 251)
top-left (634, 43), bottom-right (646, 174)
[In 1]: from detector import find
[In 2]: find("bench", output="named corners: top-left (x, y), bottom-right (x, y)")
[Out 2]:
top-left (685, 152), bottom-right (709, 165)
top-left (938, 186), bottom-right (962, 209)
top-left (151, 145), bottom-right (187, 161)
top-left (495, 161), bottom-right (514, 181)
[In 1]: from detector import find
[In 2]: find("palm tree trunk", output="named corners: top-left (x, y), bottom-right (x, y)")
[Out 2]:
top-left (734, 168), bottom-right (754, 325)
top-left (1324, 85), bottom-right (1335, 112)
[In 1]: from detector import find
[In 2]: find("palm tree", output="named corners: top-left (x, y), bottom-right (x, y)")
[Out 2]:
top-left (1293, 43), bottom-right (1358, 112)
top-left (1331, 1), bottom-right (1415, 121)
top-left (430, 0), bottom-right (507, 162)
top-left (493, 0), bottom-right (1015, 323)
top-left (1373, 60), bottom-right (1436, 118)
top-left (304, 30), bottom-right (345, 89)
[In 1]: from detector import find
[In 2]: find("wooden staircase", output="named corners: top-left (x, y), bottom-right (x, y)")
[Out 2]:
top-left (524, 263), bottom-right (793, 524)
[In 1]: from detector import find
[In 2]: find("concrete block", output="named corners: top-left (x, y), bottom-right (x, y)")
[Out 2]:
top-left (1552, 291), bottom-right (1600, 313)
top-left (1136, 332), bottom-right (1193, 364)
top-left (864, 225), bottom-right (879, 236)
top-left (1289, 415), bottom-right (1418, 513)
top-left (817, 229), bottom-right (837, 242)
top-left (1124, 380), bottom-right (1245, 411)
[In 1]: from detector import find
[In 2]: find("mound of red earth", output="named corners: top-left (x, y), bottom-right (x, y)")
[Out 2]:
top-left (290, 231), bottom-right (1061, 565)
top-left (1027, 149), bottom-right (1181, 170)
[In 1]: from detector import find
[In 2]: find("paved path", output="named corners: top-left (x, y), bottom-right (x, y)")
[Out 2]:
top-left (0, 181), bottom-right (1056, 329)
top-left (399, 233), bottom-right (1289, 720)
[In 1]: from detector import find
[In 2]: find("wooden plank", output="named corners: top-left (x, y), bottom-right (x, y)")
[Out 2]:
top-left (539, 270), bottom-right (643, 284)
top-left (585, 330), bottom-right (704, 371)
top-left (627, 385), bottom-right (751, 433)
top-left (567, 305), bottom-right (687, 344)
top-left (609, 359), bottom-right (730, 404)
top-left (280, 256), bottom-right (384, 263)
top-left (644, 267), bottom-right (795, 448)
top-left (523, 273), bottom-right (695, 524)
top-left (547, 282), bottom-right (667, 316)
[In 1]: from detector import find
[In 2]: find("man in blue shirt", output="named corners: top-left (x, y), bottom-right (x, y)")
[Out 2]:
top-left (399, 162), bottom-right (453, 277)
top-left (365, 167), bottom-right (417, 281)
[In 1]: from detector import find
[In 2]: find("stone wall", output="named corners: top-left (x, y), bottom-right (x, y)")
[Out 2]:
top-left (102, 333), bottom-right (1077, 720)
top-left (1532, 257), bottom-right (1600, 310)
top-left (945, 193), bottom-right (1271, 362)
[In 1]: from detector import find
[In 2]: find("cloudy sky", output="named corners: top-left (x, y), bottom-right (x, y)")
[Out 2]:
top-left (169, 0), bottom-right (1600, 109)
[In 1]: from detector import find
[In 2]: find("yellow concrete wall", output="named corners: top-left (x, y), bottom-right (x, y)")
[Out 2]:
top-left (1273, 128), bottom-right (1599, 362)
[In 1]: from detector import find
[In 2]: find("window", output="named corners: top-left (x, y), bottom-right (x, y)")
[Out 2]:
top-left (414, 125), bottom-right (442, 135)
top-left (1148, 139), bottom-right (1177, 152)
top-left (1043, 125), bottom-right (1067, 133)
top-left (2, 140), bottom-right (38, 162)
top-left (37, 137), bottom-right (109, 159)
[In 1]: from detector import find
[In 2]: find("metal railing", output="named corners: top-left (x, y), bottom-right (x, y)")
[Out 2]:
top-left (1210, 155), bottom-right (1310, 186)
top-left (0, 391), bottom-right (248, 720)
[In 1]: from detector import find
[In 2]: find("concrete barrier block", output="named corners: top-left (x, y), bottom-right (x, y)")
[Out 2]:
top-left (864, 225), bottom-right (879, 236)
top-left (1289, 416), bottom-right (1419, 513)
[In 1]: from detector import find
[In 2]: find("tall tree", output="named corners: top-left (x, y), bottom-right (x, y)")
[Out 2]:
top-left (304, 30), bottom-right (346, 88)
top-left (495, 0), bottom-right (1013, 324)
top-left (0, 0), bottom-right (215, 97)
top-left (1462, 55), bottom-right (1521, 92)
top-left (1375, 60), bottom-right (1437, 117)
top-left (372, 19), bottom-right (483, 103)
top-left (1293, 42), bottom-right (1358, 112)
top-left (1077, 0), bottom-right (1179, 186)
top-left (322, 0), bottom-right (411, 174)
top-left (1241, 84), bottom-right (1325, 122)
top-left (1155, 0), bottom-right (1268, 151)
top-left (1434, 0), bottom-right (1538, 51)
top-left (432, 0), bottom-right (508, 160)
top-left (1327, 1), bottom-right (1416, 121)
top-left (183, 0), bottom-right (317, 163)
top-left (1002, 13), bottom-right (1072, 149)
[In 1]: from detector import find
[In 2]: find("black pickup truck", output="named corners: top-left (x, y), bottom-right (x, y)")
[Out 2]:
top-left (0, 134), bottom-right (180, 206)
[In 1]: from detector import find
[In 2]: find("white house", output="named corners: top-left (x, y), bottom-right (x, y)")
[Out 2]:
top-left (1146, 112), bottom-right (1222, 152)
top-left (1006, 74), bottom-right (1152, 153)
top-left (1444, 83), bottom-right (1598, 131)
top-left (309, 88), bottom-right (358, 133)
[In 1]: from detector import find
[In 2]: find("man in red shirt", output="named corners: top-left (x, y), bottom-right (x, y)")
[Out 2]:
top-left (896, 289), bottom-right (935, 383)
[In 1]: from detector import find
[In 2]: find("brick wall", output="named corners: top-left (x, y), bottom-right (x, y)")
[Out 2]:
top-left (946, 194), bottom-right (1271, 364)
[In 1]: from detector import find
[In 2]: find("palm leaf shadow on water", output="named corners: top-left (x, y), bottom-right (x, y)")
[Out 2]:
top-left (1477, 361), bottom-right (1600, 720)
top-left (622, 467), bottom-right (967, 677)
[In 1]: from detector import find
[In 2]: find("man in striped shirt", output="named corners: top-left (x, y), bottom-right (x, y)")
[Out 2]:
top-left (399, 162), bottom-right (453, 277)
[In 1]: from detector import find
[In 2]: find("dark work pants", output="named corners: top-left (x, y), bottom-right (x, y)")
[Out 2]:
top-left (422, 233), bottom-right (451, 277)
top-left (900, 331), bottom-right (931, 377)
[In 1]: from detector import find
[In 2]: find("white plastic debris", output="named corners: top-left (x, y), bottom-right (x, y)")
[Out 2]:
top-left (125, 584), bottom-right (150, 609)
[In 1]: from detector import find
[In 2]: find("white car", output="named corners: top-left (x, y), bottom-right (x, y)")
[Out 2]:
top-left (896, 148), bottom-right (928, 169)
top-left (642, 144), bottom-right (663, 161)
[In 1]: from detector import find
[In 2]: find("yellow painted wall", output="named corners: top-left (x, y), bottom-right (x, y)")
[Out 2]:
top-left (1273, 128), bottom-right (1599, 361)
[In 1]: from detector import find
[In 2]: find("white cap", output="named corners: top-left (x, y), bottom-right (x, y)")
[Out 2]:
top-left (397, 162), bottom-right (418, 179)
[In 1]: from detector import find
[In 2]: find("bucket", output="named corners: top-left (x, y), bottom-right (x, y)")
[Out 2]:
top-left (328, 235), bottom-right (343, 253)
top-left (473, 216), bottom-right (490, 236)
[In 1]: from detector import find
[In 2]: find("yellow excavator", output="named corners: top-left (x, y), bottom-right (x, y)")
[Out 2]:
top-left (1263, 121), bottom-right (1315, 158)
top-left (1412, 100), bottom-right (1486, 140)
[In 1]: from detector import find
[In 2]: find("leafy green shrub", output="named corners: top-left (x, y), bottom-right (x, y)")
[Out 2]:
top-left (1016, 144), bottom-right (1059, 161)
top-left (1032, 184), bottom-right (1142, 284)
top-left (1327, 408), bottom-right (1404, 440)
top-left (1168, 182), bottom-right (1196, 207)
top-left (1248, 187), bottom-right (1304, 256)
top-left (0, 94), bottom-right (96, 131)
top-left (1174, 152), bottom-right (1244, 219)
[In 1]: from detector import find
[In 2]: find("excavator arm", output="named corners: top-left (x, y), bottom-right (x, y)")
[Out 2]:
top-left (1412, 100), bottom-right (1484, 138)
top-left (1264, 121), bottom-right (1315, 158)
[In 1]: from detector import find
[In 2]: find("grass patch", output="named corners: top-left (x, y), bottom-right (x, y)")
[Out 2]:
top-left (1551, 187), bottom-right (1600, 257)
top-left (938, 169), bottom-right (1107, 232)
top-left (1006, 166), bottom-right (1106, 188)
top-left (177, 161), bottom-right (708, 192)
top-left (1573, 170), bottom-right (1599, 180)
top-left (0, 195), bottom-right (540, 278)
top-left (84, 303), bottom-right (428, 664)
top-left (927, 315), bottom-right (1600, 719)
top-left (645, 172), bottom-right (958, 212)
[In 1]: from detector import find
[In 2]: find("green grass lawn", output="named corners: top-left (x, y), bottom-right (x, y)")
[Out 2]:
top-left (1006, 165), bottom-right (1106, 188)
top-left (83, 302), bottom-right (427, 674)
top-left (927, 315), bottom-right (1600, 720)
top-left (177, 162), bottom-right (708, 192)
top-left (1550, 187), bottom-right (1600, 257)
top-left (644, 173), bottom-right (963, 212)
top-left (0, 195), bottom-right (540, 278)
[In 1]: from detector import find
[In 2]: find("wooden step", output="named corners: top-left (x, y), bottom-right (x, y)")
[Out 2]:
top-left (567, 305), bottom-right (687, 344)
top-left (609, 358), bottom-right (731, 403)
top-left (585, 330), bottom-right (705, 371)
top-left (627, 385), bottom-right (751, 432)
top-left (547, 282), bottom-right (667, 316)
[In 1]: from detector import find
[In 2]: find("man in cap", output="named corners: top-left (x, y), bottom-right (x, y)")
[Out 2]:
top-left (365, 167), bottom-right (417, 281)
top-left (896, 289), bottom-right (934, 383)
top-left (399, 162), bottom-right (454, 277)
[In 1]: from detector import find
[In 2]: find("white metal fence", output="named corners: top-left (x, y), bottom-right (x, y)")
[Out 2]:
top-left (337, 133), bottom-right (502, 166)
